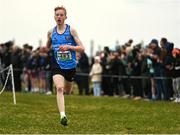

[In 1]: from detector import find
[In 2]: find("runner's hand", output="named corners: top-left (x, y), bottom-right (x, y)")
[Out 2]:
top-left (59, 45), bottom-right (70, 52)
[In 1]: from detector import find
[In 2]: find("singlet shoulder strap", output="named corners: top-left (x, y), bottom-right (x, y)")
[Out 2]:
top-left (52, 26), bottom-right (57, 33)
top-left (65, 24), bottom-right (70, 33)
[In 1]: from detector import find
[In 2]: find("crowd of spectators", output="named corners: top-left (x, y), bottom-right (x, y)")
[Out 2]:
top-left (0, 41), bottom-right (53, 94)
top-left (0, 38), bottom-right (180, 102)
top-left (92, 38), bottom-right (180, 102)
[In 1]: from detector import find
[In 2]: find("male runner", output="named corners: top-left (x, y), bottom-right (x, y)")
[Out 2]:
top-left (46, 6), bottom-right (85, 126)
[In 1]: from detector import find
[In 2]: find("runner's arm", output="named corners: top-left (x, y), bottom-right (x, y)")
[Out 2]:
top-left (46, 29), bottom-right (52, 49)
top-left (69, 27), bottom-right (85, 52)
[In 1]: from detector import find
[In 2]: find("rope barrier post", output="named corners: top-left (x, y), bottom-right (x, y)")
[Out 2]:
top-left (10, 64), bottom-right (16, 105)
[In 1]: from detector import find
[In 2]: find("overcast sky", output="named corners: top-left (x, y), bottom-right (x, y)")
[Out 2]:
top-left (0, 0), bottom-right (180, 55)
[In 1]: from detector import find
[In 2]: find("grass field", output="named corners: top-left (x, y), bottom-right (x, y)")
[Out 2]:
top-left (0, 92), bottom-right (180, 134)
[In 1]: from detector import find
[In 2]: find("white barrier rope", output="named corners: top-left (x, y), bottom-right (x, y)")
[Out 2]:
top-left (0, 64), bottom-right (16, 105)
top-left (0, 66), bottom-right (11, 95)
top-left (0, 66), bottom-right (10, 74)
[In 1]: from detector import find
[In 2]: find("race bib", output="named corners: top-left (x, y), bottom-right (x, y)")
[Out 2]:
top-left (57, 51), bottom-right (72, 61)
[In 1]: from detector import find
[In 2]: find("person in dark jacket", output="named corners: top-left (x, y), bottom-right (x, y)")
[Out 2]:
top-left (75, 51), bottom-right (90, 95)
top-left (11, 46), bottom-right (23, 91)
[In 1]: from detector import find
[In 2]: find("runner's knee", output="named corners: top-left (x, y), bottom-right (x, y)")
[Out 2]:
top-left (56, 86), bottom-right (64, 93)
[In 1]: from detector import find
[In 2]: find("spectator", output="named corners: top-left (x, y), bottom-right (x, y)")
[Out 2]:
top-left (147, 39), bottom-right (164, 100)
top-left (89, 56), bottom-right (102, 96)
top-left (163, 42), bottom-right (175, 100)
top-left (160, 37), bottom-right (168, 48)
top-left (75, 51), bottom-right (90, 95)
top-left (45, 48), bottom-right (53, 95)
top-left (28, 50), bottom-right (39, 92)
top-left (141, 48), bottom-right (151, 99)
top-left (21, 44), bottom-right (33, 92)
top-left (11, 46), bottom-right (23, 91)
top-left (38, 46), bottom-right (48, 93)
top-left (131, 47), bottom-right (143, 100)
top-left (101, 46), bottom-right (111, 96)
top-left (172, 48), bottom-right (180, 102)
top-left (110, 51), bottom-right (124, 96)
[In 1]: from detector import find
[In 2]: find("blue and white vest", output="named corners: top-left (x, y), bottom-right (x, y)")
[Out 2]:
top-left (51, 24), bottom-right (77, 69)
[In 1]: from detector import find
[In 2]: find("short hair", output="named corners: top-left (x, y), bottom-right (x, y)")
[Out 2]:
top-left (54, 6), bottom-right (67, 16)
top-left (161, 37), bottom-right (167, 45)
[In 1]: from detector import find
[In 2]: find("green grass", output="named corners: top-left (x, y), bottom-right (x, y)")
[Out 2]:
top-left (0, 92), bottom-right (180, 134)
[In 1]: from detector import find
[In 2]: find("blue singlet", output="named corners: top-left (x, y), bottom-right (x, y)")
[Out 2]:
top-left (51, 24), bottom-right (77, 69)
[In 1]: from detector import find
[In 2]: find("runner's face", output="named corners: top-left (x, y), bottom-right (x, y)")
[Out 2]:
top-left (54, 9), bottom-right (66, 25)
